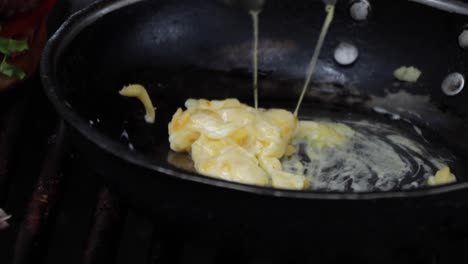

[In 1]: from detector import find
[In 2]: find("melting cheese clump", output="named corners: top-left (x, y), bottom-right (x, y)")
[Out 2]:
top-left (393, 66), bottom-right (421, 83)
top-left (168, 98), bottom-right (309, 190)
top-left (295, 121), bottom-right (355, 150)
top-left (427, 166), bottom-right (456, 186)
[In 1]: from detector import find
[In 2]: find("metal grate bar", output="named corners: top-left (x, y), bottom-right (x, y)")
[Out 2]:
top-left (83, 188), bottom-right (125, 264)
top-left (0, 90), bottom-right (30, 205)
top-left (11, 121), bottom-right (69, 264)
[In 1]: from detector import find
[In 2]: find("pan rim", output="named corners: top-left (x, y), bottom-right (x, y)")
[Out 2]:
top-left (41, 0), bottom-right (468, 200)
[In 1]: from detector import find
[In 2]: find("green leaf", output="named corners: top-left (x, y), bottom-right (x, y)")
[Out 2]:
top-left (0, 37), bottom-right (29, 56)
top-left (0, 59), bottom-right (26, 80)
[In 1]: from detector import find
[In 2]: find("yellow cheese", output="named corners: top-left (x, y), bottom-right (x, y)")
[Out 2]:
top-left (393, 66), bottom-right (422, 83)
top-left (296, 121), bottom-right (354, 149)
top-left (119, 84), bottom-right (156, 123)
top-left (168, 98), bottom-right (307, 190)
top-left (427, 166), bottom-right (456, 186)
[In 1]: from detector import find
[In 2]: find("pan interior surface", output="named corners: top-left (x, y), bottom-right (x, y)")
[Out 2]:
top-left (48, 0), bottom-right (468, 194)
top-left (67, 67), bottom-right (464, 193)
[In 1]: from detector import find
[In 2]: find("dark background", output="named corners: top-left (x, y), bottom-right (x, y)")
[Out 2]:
top-left (49, 0), bottom-right (97, 32)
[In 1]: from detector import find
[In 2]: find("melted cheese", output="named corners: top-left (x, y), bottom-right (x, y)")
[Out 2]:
top-left (168, 98), bottom-right (308, 190)
top-left (168, 99), bottom-right (456, 191)
top-left (296, 121), bottom-right (354, 149)
top-left (393, 66), bottom-right (421, 83)
top-left (427, 166), bottom-right (456, 186)
top-left (119, 84), bottom-right (156, 123)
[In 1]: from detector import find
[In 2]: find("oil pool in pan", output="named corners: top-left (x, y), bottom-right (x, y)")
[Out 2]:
top-left (120, 1), bottom-right (456, 192)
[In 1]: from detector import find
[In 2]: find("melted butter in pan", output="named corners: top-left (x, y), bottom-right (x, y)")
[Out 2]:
top-left (282, 120), bottom-right (456, 192)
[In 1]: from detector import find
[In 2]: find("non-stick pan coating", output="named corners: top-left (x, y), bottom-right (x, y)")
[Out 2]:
top-left (42, 0), bottom-right (468, 245)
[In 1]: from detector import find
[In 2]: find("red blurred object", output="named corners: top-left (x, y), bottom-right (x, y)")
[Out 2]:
top-left (1, 0), bottom-right (57, 38)
top-left (0, 0), bottom-right (56, 91)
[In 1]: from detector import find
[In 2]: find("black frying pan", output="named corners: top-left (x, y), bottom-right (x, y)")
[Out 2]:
top-left (42, 0), bottom-right (468, 248)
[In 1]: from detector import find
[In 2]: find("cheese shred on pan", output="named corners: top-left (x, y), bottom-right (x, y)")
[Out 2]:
top-left (119, 84), bottom-right (156, 123)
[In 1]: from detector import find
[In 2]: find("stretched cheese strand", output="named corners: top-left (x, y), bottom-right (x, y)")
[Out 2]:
top-left (250, 10), bottom-right (261, 109)
top-left (294, 4), bottom-right (335, 116)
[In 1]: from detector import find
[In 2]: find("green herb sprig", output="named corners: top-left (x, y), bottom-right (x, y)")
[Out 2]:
top-left (0, 37), bottom-right (29, 80)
